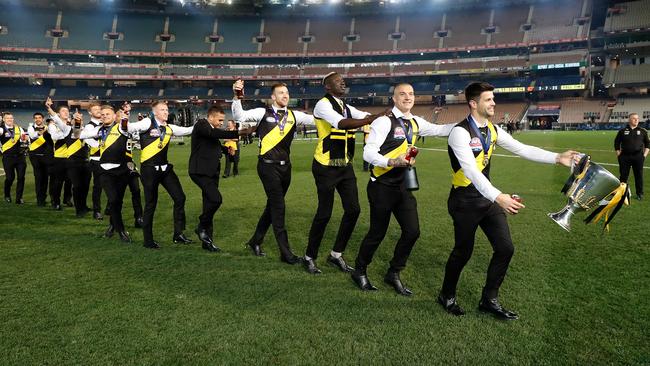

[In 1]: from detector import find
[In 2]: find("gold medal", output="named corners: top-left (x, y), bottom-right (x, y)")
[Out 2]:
top-left (483, 157), bottom-right (489, 166)
top-left (158, 141), bottom-right (163, 149)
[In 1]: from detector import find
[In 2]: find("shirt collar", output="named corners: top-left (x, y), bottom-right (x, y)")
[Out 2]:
top-left (392, 106), bottom-right (413, 120)
top-left (272, 105), bottom-right (287, 114)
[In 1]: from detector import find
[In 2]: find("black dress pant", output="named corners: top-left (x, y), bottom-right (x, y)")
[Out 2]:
top-left (29, 154), bottom-right (52, 205)
top-left (89, 159), bottom-right (103, 213)
top-left (248, 160), bottom-right (294, 258)
top-left (355, 180), bottom-right (420, 272)
top-left (441, 187), bottom-right (515, 300)
top-left (101, 166), bottom-right (130, 232)
top-left (3, 155), bottom-right (26, 200)
top-left (128, 172), bottom-right (143, 219)
top-left (66, 158), bottom-right (91, 214)
top-left (190, 173), bottom-right (222, 237)
top-left (306, 160), bottom-right (361, 260)
top-left (49, 157), bottom-right (71, 206)
top-left (140, 164), bottom-right (186, 244)
top-left (619, 153), bottom-right (645, 196)
top-left (223, 150), bottom-right (239, 177)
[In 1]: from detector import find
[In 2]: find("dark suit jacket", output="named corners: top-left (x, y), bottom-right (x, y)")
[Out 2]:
top-left (189, 119), bottom-right (239, 177)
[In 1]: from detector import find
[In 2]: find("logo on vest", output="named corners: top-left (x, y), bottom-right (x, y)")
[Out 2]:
top-left (4, 132), bottom-right (11, 138)
top-left (150, 129), bottom-right (161, 137)
top-left (637, 130), bottom-right (641, 135)
top-left (624, 130), bottom-right (630, 135)
top-left (265, 116), bottom-right (276, 123)
top-left (469, 137), bottom-right (483, 152)
top-left (394, 127), bottom-right (406, 139)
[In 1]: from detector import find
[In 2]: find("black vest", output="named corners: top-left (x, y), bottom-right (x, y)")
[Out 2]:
top-left (87, 120), bottom-right (102, 158)
top-left (28, 126), bottom-right (54, 157)
top-left (447, 118), bottom-right (498, 190)
top-left (65, 129), bottom-right (89, 160)
top-left (257, 107), bottom-right (296, 162)
top-left (99, 124), bottom-right (130, 166)
top-left (0, 125), bottom-right (23, 157)
top-left (139, 121), bottom-right (173, 166)
top-left (370, 116), bottom-right (419, 186)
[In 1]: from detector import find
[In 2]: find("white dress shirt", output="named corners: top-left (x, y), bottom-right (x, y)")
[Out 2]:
top-left (231, 99), bottom-right (314, 125)
top-left (125, 117), bottom-right (193, 171)
top-left (448, 116), bottom-right (558, 202)
top-left (364, 106), bottom-right (456, 169)
top-left (27, 124), bottom-right (46, 140)
top-left (312, 95), bottom-right (369, 129)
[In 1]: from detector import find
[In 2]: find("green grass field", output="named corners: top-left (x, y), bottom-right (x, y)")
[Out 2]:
top-left (1, 131), bottom-right (648, 365)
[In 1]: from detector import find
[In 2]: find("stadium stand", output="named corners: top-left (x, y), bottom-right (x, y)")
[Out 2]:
top-left (53, 86), bottom-right (108, 99)
top-left (166, 15), bottom-right (214, 53)
top-left (490, 5), bottom-right (528, 45)
top-left (58, 12), bottom-right (112, 51)
top-left (0, 86), bottom-right (51, 100)
top-left (558, 98), bottom-right (609, 123)
top-left (610, 97), bottom-right (650, 123)
top-left (162, 67), bottom-right (209, 76)
top-left (395, 13), bottom-right (442, 50)
top-left (526, 0), bottom-right (583, 42)
top-left (307, 17), bottom-right (353, 53)
top-left (261, 17), bottom-right (306, 54)
top-left (110, 67), bottom-right (158, 76)
top-left (110, 87), bottom-right (161, 99)
top-left (605, 63), bottom-right (650, 85)
top-left (0, 8), bottom-right (54, 48)
top-left (216, 18), bottom-right (260, 53)
top-left (352, 16), bottom-right (395, 52)
top-left (604, 0), bottom-right (650, 32)
top-left (0, 64), bottom-right (50, 74)
top-left (443, 9), bottom-right (490, 48)
top-left (114, 14), bottom-right (163, 52)
top-left (53, 65), bottom-right (106, 74)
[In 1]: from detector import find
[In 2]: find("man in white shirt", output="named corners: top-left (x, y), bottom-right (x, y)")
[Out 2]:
top-left (124, 100), bottom-right (194, 249)
top-left (351, 83), bottom-right (455, 295)
top-left (232, 80), bottom-right (313, 264)
top-left (85, 103), bottom-right (106, 220)
top-left (0, 112), bottom-right (28, 204)
top-left (439, 82), bottom-right (578, 320)
top-left (304, 72), bottom-right (389, 274)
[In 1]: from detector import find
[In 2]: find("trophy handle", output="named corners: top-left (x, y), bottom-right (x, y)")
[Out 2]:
top-left (547, 202), bottom-right (579, 232)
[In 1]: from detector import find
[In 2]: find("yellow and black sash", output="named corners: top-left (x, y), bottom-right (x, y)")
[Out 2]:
top-left (100, 124), bottom-right (123, 156)
top-left (371, 116), bottom-right (419, 185)
top-left (449, 119), bottom-right (498, 188)
top-left (140, 125), bottom-right (172, 164)
top-left (259, 110), bottom-right (295, 157)
top-left (313, 94), bottom-right (356, 167)
top-left (1, 125), bottom-right (21, 153)
top-left (54, 139), bottom-right (68, 158)
top-left (29, 135), bottom-right (46, 152)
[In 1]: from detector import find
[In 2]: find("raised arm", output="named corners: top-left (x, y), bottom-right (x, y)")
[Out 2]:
top-left (231, 99), bottom-right (266, 123)
top-left (169, 124), bottom-right (193, 137)
top-left (415, 117), bottom-right (456, 137)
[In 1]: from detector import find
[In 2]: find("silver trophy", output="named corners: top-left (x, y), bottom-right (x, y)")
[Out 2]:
top-left (548, 155), bottom-right (621, 232)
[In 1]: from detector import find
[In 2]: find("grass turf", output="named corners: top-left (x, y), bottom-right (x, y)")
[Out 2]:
top-left (0, 131), bottom-right (647, 365)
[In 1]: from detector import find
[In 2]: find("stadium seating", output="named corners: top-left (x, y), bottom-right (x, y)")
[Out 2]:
top-left (604, 0), bottom-right (650, 32)
top-left (0, 64), bottom-right (49, 74)
top-left (490, 5), bottom-right (528, 44)
top-left (53, 86), bottom-right (108, 99)
top-left (162, 67), bottom-right (208, 76)
top-left (261, 18), bottom-right (306, 54)
top-left (352, 16), bottom-right (395, 52)
top-left (605, 64), bottom-right (650, 85)
top-left (114, 14), bottom-right (163, 52)
top-left (53, 65), bottom-right (106, 75)
top-left (110, 87), bottom-right (161, 99)
top-left (58, 12), bottom-right (112, 51)
top-left (216, 18), bottom-right (260, 53)
top-left (0, 86), bottom-right (51, 100)
top-left (558, 98), bottom-right (609, 124)
top-left (610, 97), bottom-right (650, 123)
top-left (307, 18), bottom-right (353, 53)
top-left (0, 8), bottom-right (54, 48)
top-left (443, 9), bottom-right (490, 48)
top-left (395, 13), bottom-right (442, 50)
top-left (166, 15), bottom-right (214, 53)
top-left (527, 1), bottom-right (583, 43)
top-left (110, 67), bottom-right (158, 76)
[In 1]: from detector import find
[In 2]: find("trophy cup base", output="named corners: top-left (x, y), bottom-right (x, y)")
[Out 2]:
top-left (547, 212), bottom-right (571, 232)
top-left (548, 204), bottom-right (578, 232)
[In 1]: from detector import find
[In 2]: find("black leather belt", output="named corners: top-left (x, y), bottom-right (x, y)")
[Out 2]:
top-left (260, 157), bottom-right (288, 165)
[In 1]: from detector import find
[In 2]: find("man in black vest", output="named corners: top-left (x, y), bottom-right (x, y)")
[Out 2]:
top-left (351, 83), bottom-right (454, 295)
top-left (440, 82), bottom-right (578, 320)
top-left (232, 80), bottom-right (313, 264)
top-left (85, 103), bottom-right (105, 220)
top-left (0, 112), bottom-right (27, 204)
top-left (125, 100), bottom-right (193, 249)
top-left (188, 106), bottom-right (246, 252)
top-left (615, 112), bottom-right (649, 200)
top-left (303, 72), bottom-right (388, 274)
top-left (80, 105), bottom-right (132, 242)
top-left (27, 112), bottom-right (54, 207)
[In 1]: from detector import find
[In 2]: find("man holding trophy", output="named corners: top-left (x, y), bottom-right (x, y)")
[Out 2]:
top-left (351, 83), bottom-right (454, 295)
top-left (438, 82), bottom-right (579, 320)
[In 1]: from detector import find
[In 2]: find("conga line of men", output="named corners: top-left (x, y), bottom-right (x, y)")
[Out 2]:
top-left (0, 76), bottom-right (581, 320)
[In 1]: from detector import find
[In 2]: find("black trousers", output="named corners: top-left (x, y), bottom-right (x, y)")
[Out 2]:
top-left (3, 155), bottom-right (26, 200)
top-left (140, 164), bottom-right (186, 244)
top-left (441, 188), bottom-right (515, 300)
top-left (49, 158), bottom-right (72, 206)
top-left (355, 180), bottom-right (420, 272)
top-left (66, 158), bottom-right (91, 214)
top-left (89, 160), bottom-right (103, 213)
top-left (223, 150), bottom-right (239, 177)
top-left (101, 166), bottom-right (130, 232)
top-left (618, 153), bottom-right (645, 196)
top-left (104, 171), bottom-right (143, 220)
top-left (29, 154), bottom-right (52, 205)
top-left (248, 160), bottom-right (294, 258)
top-left (306, 160), bottom-right (361, 260)
top-left (190, 173), bottom-right (222, 237)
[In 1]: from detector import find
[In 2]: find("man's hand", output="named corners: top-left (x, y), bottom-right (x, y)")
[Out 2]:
top-left (616, 150), bottom-right (621, 157)
top-left (233, 80), bottom-right (244, 99)
top-left (495, 193), bottom-right (525, 215)
top-left (556, 150), bottom-right (581, 167)
top-left (387, 153), bottom-right (414, 167)
top-left (73, 108), bottom-right (83, 122)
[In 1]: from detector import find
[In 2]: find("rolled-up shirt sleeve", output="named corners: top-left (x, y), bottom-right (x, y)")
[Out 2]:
top-left (496, 125), bottom-right (557, 164)
top-left (363, 116), bottom-right (391, 168)
top-left (415, 117), bottom-right (455, 137)
top-left (169, 124), bottom-right (193, 136)
top-left (231, 99), bottom-right (265, 123)
top-left (293, 110), bottom-right (314, 126)
top-left (448, 127), bottom-right (502, 202)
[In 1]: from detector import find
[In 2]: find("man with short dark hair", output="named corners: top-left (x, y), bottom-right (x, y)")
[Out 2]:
top-left (45, 99), bottom-right (73, 210)
top-left (85, 102), bottom-right (106, 220)
top-left (124, 100), bottom-right (194, 249)
top-left (27, 112), bottom-right (53, 206)
top-left (0, 112), bottom-right (27, 204)
top-left (188, 106), bottom-right (245, 252)
top-left (615, 112), bottom-right (649, 200)
top-left (304, 72), bottom-right (389, 274)
top-left (232, 80), bottom-right (313, 264)
top-left (438, 82), bottom-right (578, 320)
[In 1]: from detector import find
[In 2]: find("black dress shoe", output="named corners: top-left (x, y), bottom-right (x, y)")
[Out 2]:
top-left (351, 270), bottom-right (378, 291)
top-left (143, 241), bottom-right (161, 249)
top-left (103, 224), bottom-right (115, 238)
top-left (637, 194), bottom-right (643, 201)
top-left (478, 298), bottom-right (519, 320)
top-left (4, 197), bottom-right (11, 203)
top-left (194, 228), bottom-right (213, 245)
top-left (437, 293), bottom-right (465, 316)
top-left (383, 270), bottom-right (413, 296)
top-left (247, 242), bottom-right (266, 257)
top-left (53, 204), bottom-right (62, 211)
top-left (134, 217), bottom-right (143, 228)
top-left (202, 242), bottom-right (221, 252)
top-left (326, 255), bottom-right (354, 273)
top-left (172, 233), bottom-right (193, 244)
top-left (93, 211), bottom-right (103, 220)
top-left (280, 254), bottom-right (302, 265)
top-left (303, 258), bottom-right (322, 274)
top-left (15, 198), bottom-right (24, 205)
top-left (118, 231), bottom-right (132, 243)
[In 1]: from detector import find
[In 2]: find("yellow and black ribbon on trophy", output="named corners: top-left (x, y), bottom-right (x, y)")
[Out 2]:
top-left (584, 183), bottom-right (630, 233)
